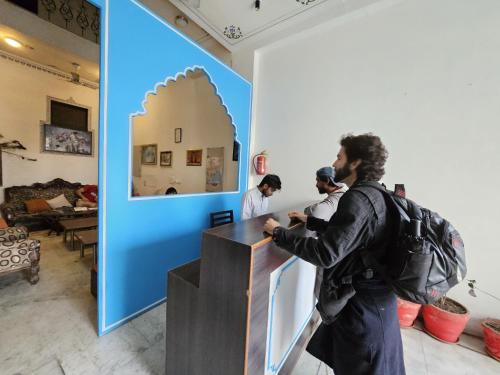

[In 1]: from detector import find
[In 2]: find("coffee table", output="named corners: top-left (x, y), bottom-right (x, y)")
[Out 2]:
top-left (41, 208), bottom-right (97, 235)
top-left (58, 217), bottom-right (98, 250)
top-left (74, 229), bottom-right (98, 260)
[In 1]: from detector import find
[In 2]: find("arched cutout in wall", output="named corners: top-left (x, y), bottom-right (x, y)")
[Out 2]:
top-left (97, 0), bottom-right (251, 335)
top-left (130, 67), bottom-right (240, 197)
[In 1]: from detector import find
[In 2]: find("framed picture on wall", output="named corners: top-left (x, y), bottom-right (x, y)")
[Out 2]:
top-left (42, 124), bottom-right (92, 156)
top-left (174, 128), bottom-right (182, 143)
top-left (206, 147), bottom-right (224, 192)
top-left (232, 140), bottom-right (239, 162)
top-left (141, 144), bottom-right (157, 165)
top-left (160, 151), bottom-right (172, 167)
top-left (186, 149), bottom-right (202, 166)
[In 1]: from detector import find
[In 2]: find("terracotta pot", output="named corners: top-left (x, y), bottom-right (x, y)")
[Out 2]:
top-left (422, 297), bottom-right (470, 343)
top-left (482, 319), bottom-right (500, 361)
top-left (397, 298), bottom-right (421, 328)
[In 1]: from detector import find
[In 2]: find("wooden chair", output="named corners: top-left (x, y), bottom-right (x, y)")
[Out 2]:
top-left (209, 210), bottom-right (234, 228)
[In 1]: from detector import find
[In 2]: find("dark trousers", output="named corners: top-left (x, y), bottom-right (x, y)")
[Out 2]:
top-left (307, 278), bottom-right (406, 375)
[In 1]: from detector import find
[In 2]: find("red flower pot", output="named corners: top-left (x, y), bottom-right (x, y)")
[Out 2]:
top-left (482, 319), bottom-right (500, 361)
top-left (397, 298), bottom-right (421, 328)
top-left (422, 298), bottom-right (470, 343)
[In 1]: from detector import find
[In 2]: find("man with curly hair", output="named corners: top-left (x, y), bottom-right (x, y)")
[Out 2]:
top-left (264, 134), bottom-right (405, 375)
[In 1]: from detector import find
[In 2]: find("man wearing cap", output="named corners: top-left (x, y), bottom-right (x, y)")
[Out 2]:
top-left (305, 167), bottom-right (348, 298)
top-left (305, 167), bottom-right (348, 223)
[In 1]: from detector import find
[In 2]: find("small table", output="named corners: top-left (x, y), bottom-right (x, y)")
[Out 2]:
top-left (74, 229), bottom-right (98, 260)
top-left (59, 217), bottom-right (98, 250)
top-left (41, 208), bottom-right (97, 235)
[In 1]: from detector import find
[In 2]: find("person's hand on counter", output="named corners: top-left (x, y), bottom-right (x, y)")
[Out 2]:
top-left (288, 211), bottom-right (308, 223)
top-left (264, 218), bottom-right (281, 235)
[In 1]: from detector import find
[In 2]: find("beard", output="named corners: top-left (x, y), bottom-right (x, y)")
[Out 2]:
top-left (334, 164), bottom-right (352, 182)
top-left (317, 186), bottom-right (327, 194)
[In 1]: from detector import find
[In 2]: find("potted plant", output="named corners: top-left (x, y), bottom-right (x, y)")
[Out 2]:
top-left (422, 296), bottom-right (470, 343)
top-left (482, 319), bottom-right (500, 361)
top-left (468, 280), bottom-right (500, 361)
top-left (397, 297), bottom-right (421, 328)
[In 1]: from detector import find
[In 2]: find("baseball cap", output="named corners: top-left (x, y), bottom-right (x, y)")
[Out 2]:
top-left (316, 166), bottom-right (343, 187)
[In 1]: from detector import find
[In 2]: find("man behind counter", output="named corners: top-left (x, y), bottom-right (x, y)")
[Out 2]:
top-left (241, 174), bottom-right (281, 220)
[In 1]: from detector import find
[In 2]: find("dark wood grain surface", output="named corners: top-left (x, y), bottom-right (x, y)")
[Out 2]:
top-left (58, 216), bottom-right (98, 230)
top-left (166, 260), bottom-right (201, 375)
top-left (204, 206), bottom-right (309, 248)
top-left (166, 205), bottom-right (318, 375)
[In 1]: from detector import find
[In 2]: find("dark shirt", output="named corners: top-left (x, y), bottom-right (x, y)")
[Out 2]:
top-left (272, 181), bottom-right (393, 282)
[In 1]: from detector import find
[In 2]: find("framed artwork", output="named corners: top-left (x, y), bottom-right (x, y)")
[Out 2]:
top-left (42, 124), bottom-right (92, 156)
top-left (206, 147), bottom-right (224, 192)
top-left (174, 128), bottom-right (182, 143)
top-left (141, 144), bottom-right (157, 165)
top-left (186, 149), bottom-right (202, 166)
top-left (160, 151), bottom-right (172, 167)
top-left (232, 140), bottom-right (239, 161)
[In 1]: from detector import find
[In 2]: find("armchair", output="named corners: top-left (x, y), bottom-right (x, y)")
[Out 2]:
top-left (0, 227), bottom-right (41, 284)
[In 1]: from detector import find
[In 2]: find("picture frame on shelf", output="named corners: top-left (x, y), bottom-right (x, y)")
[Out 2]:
top-left (160, 151), bottom-right (172, 167)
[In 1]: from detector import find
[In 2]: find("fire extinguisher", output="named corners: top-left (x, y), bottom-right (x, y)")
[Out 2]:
top-left (253, 151), bottom-right (267, 175)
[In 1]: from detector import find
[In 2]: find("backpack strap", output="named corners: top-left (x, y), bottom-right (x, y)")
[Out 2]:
top-left (353, 182), bottom-right (414, 222)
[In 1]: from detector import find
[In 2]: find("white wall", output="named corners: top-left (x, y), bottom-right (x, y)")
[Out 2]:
top-left (251, 0), bottom-right (500, 335)
top-left (132, 72), bottom-right (238, 195)
top-left (0, 57), bottom-right (99, 205)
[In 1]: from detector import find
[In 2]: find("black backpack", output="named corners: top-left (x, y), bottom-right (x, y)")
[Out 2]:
top-left (353, 183), bottom-right (467, 304)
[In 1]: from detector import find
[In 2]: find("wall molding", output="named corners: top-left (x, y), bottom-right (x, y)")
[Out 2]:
top-left (0, 48), bottom-right (99, 90)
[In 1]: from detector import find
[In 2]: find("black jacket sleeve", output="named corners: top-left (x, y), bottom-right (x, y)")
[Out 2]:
top-left (306, 216), bottom-right (329, 233)
top-left (272, 191), bottom-right (374, 268)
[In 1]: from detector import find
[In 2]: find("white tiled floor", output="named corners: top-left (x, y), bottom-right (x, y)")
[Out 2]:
top-left (292, 321), bottom-right (500, 375)
top-left (1, 231), bottom-right (499, 374)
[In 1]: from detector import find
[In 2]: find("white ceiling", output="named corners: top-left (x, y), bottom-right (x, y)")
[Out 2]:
top-left (0, 0), bottom-right (232, 83)
top-left (169, 0), bottom-right (382, 51)
top-left (0, 0), bottom-right (383, 83)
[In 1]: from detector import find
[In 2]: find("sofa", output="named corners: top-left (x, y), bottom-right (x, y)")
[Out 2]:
top-left (0, 226), bottom-right (41, 284)
top-left (0, 178), bottom-right (83, 231)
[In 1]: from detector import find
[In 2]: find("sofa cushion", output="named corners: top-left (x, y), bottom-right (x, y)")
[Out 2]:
top-left (25, 199), bottom-right (51, 214)
top-left (46, 194), bottom-right (73, 209)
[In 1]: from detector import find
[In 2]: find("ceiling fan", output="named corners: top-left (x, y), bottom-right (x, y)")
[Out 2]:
top-left (59, 62), bottom-right (98, 90)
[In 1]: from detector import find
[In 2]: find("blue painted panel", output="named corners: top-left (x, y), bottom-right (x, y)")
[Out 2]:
top-left (95, 0), bottom-right (251, 335)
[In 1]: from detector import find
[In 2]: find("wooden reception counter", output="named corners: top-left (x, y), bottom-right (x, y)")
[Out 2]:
top-left (166, 209), bottom-right (319, 375)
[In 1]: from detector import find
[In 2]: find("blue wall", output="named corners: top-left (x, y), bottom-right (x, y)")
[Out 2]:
top-left (95, 0), bottom-right (251, 335)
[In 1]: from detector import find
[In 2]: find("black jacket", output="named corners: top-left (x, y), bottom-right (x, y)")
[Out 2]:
top-left (272, 181), bottom-right (394, 321)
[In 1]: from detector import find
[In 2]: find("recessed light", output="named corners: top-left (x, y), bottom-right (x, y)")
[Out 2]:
top-left (4, 37), bottom-right (22, 48)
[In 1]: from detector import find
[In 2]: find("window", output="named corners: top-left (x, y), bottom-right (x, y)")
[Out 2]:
top-left (49, 99), bottom-right (89, 131)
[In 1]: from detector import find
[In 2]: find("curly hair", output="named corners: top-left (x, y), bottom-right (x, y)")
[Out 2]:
top-left (340, 133), bottom-right (388, 181)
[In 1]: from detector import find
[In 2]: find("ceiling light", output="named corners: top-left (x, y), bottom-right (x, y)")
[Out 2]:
top-left (175, 15), bottom-right (189, 28)
top-left (4, 37), bottom-right (22, 48)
